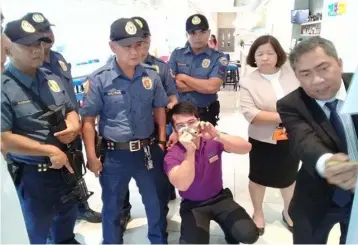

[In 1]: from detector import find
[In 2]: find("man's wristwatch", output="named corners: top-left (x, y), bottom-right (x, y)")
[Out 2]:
top-left (158, 140), bottom-right (166, 147)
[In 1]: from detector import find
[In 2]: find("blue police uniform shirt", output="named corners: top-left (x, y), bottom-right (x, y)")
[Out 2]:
top-left (107, 55), bottom-right (177, 97)
top-left (42, 51), bottom-right (78, 111)
top-left (1, 64), bottom-right (76, 165)
top-left (168, 46), bottom-right (228, 107)
top-left (144, 54), bottom-right (177, 96)
top-left (80, 59), bottom-right (168, 142)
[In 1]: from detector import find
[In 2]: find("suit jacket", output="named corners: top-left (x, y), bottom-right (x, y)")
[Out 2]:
top-left (240, 64), bottom-right (300, 144)
top-left (276, 73), bottom-right (358, 227)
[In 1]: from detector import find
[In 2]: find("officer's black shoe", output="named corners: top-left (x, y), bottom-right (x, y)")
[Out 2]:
top-left (77, 208), bottom-right (102, 223)
top-left (120, 214), bottom-right (131, 232)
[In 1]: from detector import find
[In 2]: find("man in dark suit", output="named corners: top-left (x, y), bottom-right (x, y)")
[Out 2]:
top-left (277, 36), bottom-right (357, 244)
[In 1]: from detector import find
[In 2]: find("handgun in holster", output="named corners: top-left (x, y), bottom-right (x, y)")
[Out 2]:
top-left (40, 106), bottom-right (93, 204)
top-left (95, 131), bottom-right (104, 163)
top-left (6, 157), bottom-right (23, 186)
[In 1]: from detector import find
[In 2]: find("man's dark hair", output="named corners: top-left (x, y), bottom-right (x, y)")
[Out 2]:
top-left (168, 102), bottom-right (199, 126)
top-left (246, 35), bottom-right (287, 68)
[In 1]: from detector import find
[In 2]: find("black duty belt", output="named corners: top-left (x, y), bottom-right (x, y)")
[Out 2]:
top-left (12, 161), bottom-right (60, 173)
top-left (197, 100), bottom-right (219, 114)
top-left (103, 138), bottom-right (153, 152)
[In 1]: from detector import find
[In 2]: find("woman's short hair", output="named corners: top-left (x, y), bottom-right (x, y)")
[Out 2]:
top-left (246, 35), bottom-right (287, 68)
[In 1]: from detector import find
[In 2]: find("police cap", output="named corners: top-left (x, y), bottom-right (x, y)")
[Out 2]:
top-left (110, 18), bottom-right (144, 46)
top-left (4, 17), bottom-right (51, 45)
top-left (186, 14), bottom-right (209, 33)
top-left (23, 12), bottom-right (55, 31)
top-left (131, 16), bottom-right (150, 36)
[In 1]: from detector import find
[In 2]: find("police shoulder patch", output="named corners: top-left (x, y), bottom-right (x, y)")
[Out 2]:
top-left (83, 79), bottom-right (90, 94)
top-left (219, 56), bottom-right (228, 66)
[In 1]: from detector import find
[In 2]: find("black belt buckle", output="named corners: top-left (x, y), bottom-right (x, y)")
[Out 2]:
top-left (129, 140), bottom-right (141, 152)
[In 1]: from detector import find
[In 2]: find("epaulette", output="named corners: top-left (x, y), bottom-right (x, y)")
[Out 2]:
top-left (141, 63), bottom-right (156, 71)
top-left (91, 63), bottom-right (112, 78)
top-left (1, 74), bottom-right (11, 85)
top-left (152, 56), bottom-right (165, 64)
top-left (40, 67), bottom-right (53, 75)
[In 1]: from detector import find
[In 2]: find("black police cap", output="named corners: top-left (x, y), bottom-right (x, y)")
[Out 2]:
top-left (131, 16), bottom-right (150, 36)
top-left (4, 17), bottom-right (51, 45)
top-left (110, 18), bottom-right (144, 46)
top-left (23, 12), bottom-right (54, 31)
top-left (186, 14), bottom-right (209, 33)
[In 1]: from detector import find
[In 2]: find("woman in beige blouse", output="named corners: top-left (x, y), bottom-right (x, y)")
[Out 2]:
top-left (240, 35), bottom-right (300, 235)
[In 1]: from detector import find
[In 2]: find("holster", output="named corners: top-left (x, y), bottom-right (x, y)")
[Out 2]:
top-left (7, 160), bottom-right (23, 186)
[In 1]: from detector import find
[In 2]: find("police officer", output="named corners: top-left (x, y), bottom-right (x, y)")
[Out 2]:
top-left (22, 12), bottom-right (102, 224)
top-left (1, 16), bottom-right (80, 244)
top-left (114, 16), bottom-right (178, 230)
top-left (168, 14), bottom-right (228, 126)
top-left (80, 18), bottom-right (169, 244)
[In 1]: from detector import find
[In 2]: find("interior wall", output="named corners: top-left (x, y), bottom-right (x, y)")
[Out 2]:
top-left (265, 0), bottom-right (295, 52)
top-left (309, 0), bottom-right (324, 14)
top-left (216, 12), bottom-right (241, 59)
top-left (321, 0), bottom-right (358, 72)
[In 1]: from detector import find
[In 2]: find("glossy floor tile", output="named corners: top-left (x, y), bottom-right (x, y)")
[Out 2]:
top-left (76, 91), bottom-right (341, 244)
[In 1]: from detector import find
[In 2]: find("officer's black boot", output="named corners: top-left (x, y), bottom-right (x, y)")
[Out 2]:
top-left (77, 201), bottom-right (102, 223)
top-left (121, 190), bottom-right (132, 231)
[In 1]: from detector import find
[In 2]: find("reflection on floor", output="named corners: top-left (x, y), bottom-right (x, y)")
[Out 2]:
top-left (75, 92), bottom-right (341, 244)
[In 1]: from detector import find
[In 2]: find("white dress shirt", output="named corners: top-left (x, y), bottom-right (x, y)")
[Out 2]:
top-left (260, 70), bottom-right (285, 101)
top-left (315, 81), bottom-right (358, 177)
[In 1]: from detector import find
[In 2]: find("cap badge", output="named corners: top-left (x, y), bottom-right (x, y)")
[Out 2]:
top-left (48, 80), bottom-right (61, 93)
top-left (152, 65), bottom-right (160, 73)
top-left (32, 14), bottom-right (45, 23)
top-left (21, 20), bottom-right (35, 33)
top-left (202, 59), bottom-right (211, 68)
top-left (142, 76), bottom-right (153, 90)
top-left (125, 21), bottom-right (137, 35)
top-left (134, 19), bottom-right (143, 28)
top-left (191, 16), bottom-right (201, 25)
top-left (58, 60), bottom-right (68, 71)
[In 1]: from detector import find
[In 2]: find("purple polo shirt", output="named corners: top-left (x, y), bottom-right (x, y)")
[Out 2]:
top-left (164, 138), bottom-right (224, 201)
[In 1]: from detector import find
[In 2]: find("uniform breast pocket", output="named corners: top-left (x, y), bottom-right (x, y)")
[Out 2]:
top-left (13, 101), bottom-right (42, 120)
top-left (194, 68), bottom-right (211, 79)
top-left (103, 92), bottom-right (126, 118)
top-left (177, 65), bottom-right (190, 75)
top-left (138, 91), bottom-right (154, 112)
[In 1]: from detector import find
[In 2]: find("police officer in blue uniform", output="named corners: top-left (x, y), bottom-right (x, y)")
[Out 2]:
top-left (168, 14), bottom-right (228, 126)
top-left (80, 18), bottom-right (169, 244)
top-left (22, 12), bottom-right (102, 224)
top-left (114, 16), bottom-right (178, 231)
top-left (1, 16), bottom-right (81, 244)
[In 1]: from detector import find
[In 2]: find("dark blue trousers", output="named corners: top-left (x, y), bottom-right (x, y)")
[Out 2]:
top-left (16, 166), bottom-right (78, 244)
top-left (100, 144), bottom-right (169, 244)
top-left (293, 205), bottom-right (351, 244)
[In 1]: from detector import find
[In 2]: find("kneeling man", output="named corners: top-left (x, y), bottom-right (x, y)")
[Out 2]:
top-left (164, 102), bottom-right (259, 244)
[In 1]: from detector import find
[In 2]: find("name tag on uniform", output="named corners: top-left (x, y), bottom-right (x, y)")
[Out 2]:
top-left (104, 90), bottom-right (123, 96)
top-left (177, 62), bottom-right (189, 67)
top-left (209, 155), bottom-right (219, 163)
top-left (12, 100), bottom-right (32, 106)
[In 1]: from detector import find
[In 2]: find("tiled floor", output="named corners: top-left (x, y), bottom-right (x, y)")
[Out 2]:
top-left (75, 91), bottom-right (341, 244)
